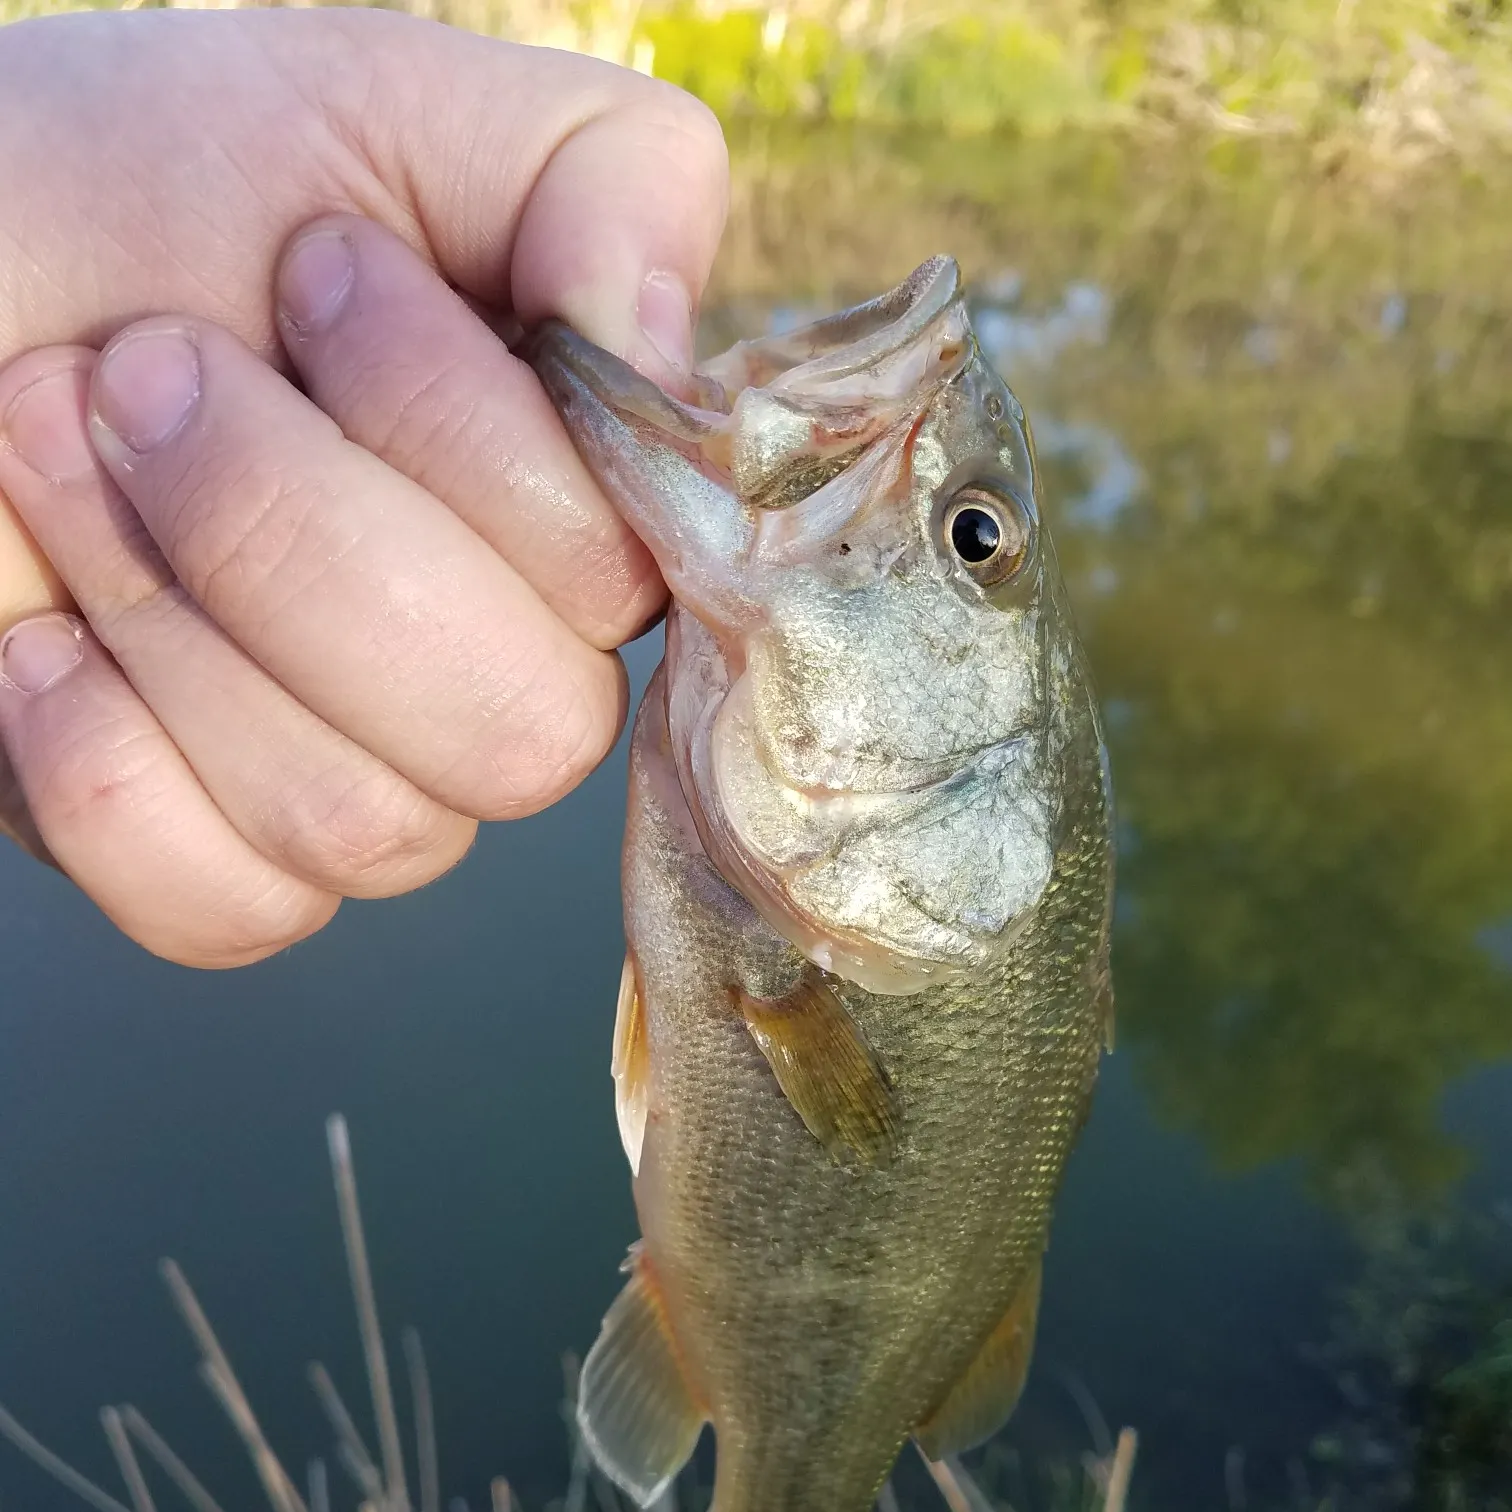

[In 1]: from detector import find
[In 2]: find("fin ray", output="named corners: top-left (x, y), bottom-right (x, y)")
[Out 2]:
top-left (737, 975), bottom-right (900, 1166)
top-left (915, 1260), bottom-right (1042, 1460)
top-left (578, 1254), bottom-right (704, 1507)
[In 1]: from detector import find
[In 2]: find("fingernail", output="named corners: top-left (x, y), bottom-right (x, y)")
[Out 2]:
top-left (636, 270), bottom-right (694, 375)
top-left (93, 329), bottom-right (201, 454)
top-left (0, 367), bottom-right (97, 483)
top-left (0, 613), bottom-right (84, 695)
top-left (278, 229), bottom-right (356, 335)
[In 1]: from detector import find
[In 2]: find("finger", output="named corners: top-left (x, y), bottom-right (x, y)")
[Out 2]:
top-left (4, 13), bottom-right (730, 370)
top-left (0, 742), bottom-right (53, 865)
top-left (0, 612), bottom-right (337, 967)
top-left (500, 62), bottom-right (728, 380)
top-left (0, 349), bottom-right (478, 896)
top-left (276, 215), bottom-right (664, 650)
top-left (0, 482), bottom-right (74, 633)
top-left (87, 318), bottom-right (628, 821)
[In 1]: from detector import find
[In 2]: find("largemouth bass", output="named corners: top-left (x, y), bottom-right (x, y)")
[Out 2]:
top-left (532, 257), bottom-right (1114, 1512)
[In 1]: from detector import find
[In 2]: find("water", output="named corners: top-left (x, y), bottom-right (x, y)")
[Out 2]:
top-left (3, 133), bottom-right (1511, 1512)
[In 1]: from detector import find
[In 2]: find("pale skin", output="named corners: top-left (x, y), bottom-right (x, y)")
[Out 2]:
top-left (0, 7), bottom-right (729, 967)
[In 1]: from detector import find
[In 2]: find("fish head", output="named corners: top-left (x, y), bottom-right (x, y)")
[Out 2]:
top-left (534, 257), bottom-right (1092, 995)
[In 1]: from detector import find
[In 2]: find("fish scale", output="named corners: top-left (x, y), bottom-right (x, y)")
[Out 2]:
top-left (532, 257), bottom-right (1114, 1512)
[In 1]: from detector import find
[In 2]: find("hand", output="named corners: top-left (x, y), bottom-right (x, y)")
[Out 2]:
top-left (0, 8), bottom-right (727, 965)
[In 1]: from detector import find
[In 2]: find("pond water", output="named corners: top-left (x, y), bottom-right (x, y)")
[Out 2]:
top-left (2, 132), bottom-right (1511, 1512)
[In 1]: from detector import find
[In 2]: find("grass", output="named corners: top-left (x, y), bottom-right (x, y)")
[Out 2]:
top-left (3, 0), bottom-right (1512, 165)
top-left (0, 1116), bottom-right (1139, 1512)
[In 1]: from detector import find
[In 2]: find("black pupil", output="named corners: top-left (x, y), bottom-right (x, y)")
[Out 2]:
top-left (951, 506), bottom-right (1002, 564)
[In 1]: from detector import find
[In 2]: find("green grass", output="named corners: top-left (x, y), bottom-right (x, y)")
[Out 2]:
top-left (5, 0), bottom-right (1512, 163)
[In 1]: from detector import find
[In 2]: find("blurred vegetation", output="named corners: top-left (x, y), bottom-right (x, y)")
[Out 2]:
top-left (1306, 1192), bottom-right (1512, 1510)
top-left (3, 0), bottom-right (1512, 167)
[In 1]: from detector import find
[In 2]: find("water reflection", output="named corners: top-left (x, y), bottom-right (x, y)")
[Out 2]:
top-left (1, 132), bottom-right (1510, 1511)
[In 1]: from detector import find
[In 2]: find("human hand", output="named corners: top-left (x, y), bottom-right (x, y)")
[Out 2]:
top-left (0, 7), bottom-right (726, 964)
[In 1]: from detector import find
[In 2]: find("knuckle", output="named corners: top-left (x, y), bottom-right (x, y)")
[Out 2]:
top-left (159, 450), bottom-right (340, 627)
top-left (30, 711), bottom-right (336, 968)
top-left (36, 712), bottom-right (175, 835)
top-left (637, 85), bottom-right (729, 195)
top-left (167, 879), bottom-right (339, 970)
top-left (666, 90), bottom-right (728, 176)
top-left (464, 659), bottom-right (624, 821)
top-left (89, 568), bottom-right (197, 652)
top-left (572, 542), bottom-right (667, 651)
top-left (274, 765), bottom-right (474, 896)
top-left (367, 358), bottom-right (479, 491)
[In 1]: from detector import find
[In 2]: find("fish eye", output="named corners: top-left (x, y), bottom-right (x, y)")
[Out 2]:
top-left (941, 487), bottom-right (1031, 588)
top-left (950, 506), bottom-right (1000, 563)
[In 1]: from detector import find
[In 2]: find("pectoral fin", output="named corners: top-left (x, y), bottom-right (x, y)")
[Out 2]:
top-left (736, 975), bottom-right (900, 1167)
top-left (914, 1259), bottom-right (1042, 1460)
top-left (578, 1249), bottom-right (706, 1507)
top-left (612, 956), bottom-right (650, 1175)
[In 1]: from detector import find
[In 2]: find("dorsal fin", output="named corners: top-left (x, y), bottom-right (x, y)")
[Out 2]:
top-left (578, 1249), bottom-right (706, 1507)
top-left (736, 975), bottom-right (901, 1167)
top-left (612, 955), bottom-right (651, 1175)
top-left (915, 1259), bottom-right (1042, 1460)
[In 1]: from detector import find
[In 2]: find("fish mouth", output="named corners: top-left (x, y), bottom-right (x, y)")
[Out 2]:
top-left (764, 728), bottom-right (1036, 809)
top-left (528, 322), bottom-right (732, 449)
top-left (528, 253), bottom-right (963, 428)
top-left (751, 727), bottom-right (1037, 869)
top-left (527, 258), bottom-right (972, 629)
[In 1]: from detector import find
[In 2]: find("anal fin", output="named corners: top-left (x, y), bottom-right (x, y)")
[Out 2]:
top-left (736, 975), bottom-right (900, 1167)
top-left (612, 955), bottom-right (650, 1175)
top-left (914, 1259), bottom-right (1042, 1460)
top-left (578, 1248), bottom-right (705, 1507)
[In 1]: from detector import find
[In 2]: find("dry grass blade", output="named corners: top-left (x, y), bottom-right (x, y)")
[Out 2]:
top-left (159, 1260), bottom-right (307, 1512)
top-left (196, 1362), bottom-right (306, 1512)
top-left (308, 1460), bottom-right (331, 1512)
top-left (1102, 1428), bottom-right (1138, 1512)
top-left (489, 1479), bottom-right (514, 1512)
top-left (918, 1454), bottom-right (972, 1512)
top-left (100, 1408), bottom-right (156, 1512)
top-left (0, 1402), bottom-right (133, 1512)
top-left (402, 1329), bottom-right (440, 1512)
top-left (327, 1115), bottom-right (411, 1512)
top-left (307, 1363), bottom-right (384, 1504)
top-left (120, 1406), bottom-right (228, 1512)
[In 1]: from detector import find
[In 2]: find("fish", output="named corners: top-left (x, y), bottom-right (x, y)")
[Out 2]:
top-left (531, 256), bottom-right (1114, 1512)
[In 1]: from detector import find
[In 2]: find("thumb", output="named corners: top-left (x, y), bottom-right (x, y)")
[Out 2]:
top-left (306, 13), bottom-right (730, 379)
